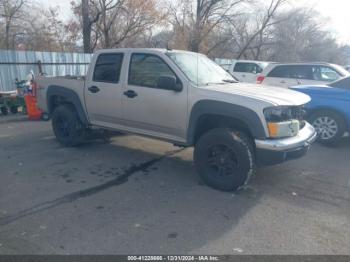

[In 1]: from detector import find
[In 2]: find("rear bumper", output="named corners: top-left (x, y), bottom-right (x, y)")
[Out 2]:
top-left (255, 122), bottom-right (317, 166)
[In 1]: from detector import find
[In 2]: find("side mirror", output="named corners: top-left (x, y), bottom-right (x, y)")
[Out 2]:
top-left (157, 76), bottom-right (183, 92)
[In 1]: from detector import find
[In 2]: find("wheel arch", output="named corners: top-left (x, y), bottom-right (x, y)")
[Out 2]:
top-left (47, 85), bottom-right (89, 125)
top-left (187, 100), bottom-right (267, 145)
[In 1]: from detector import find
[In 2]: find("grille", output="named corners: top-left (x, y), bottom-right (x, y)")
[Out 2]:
top-left (291, 106), bottom-right (306, 129)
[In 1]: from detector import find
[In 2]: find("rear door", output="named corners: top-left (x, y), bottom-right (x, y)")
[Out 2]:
top-left (232, 62), bottom-right (262, 83)
top-left (264, 65), bottom-right (299, 88)
top-left (289, 65), bottom-right (316, 86)
top-left (84, 52), bottom-right (125, 128)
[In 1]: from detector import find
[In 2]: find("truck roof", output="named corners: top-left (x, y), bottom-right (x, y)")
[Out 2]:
top-left (95, 48), bottom-right (196, 55)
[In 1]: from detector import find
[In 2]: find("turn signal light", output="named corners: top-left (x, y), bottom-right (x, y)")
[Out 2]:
top-left (267, 120), bottom-right (300, 138)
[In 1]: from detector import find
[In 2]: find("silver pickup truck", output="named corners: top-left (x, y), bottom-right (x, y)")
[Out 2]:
top-left (37, 48), bottom-right (317, 191)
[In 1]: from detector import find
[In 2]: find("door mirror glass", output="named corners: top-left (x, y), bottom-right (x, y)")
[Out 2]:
top-left (157, 76), bottom-right (183, 92)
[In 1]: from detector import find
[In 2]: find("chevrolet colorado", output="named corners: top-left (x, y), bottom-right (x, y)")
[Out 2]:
top-left (37, 48), bottom-right (317, 191)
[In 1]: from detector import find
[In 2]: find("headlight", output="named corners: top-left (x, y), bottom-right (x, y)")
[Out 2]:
top-left (267, 120), bottom-right (300, 138)
top-left (264, 106), bottom-right (304, 138)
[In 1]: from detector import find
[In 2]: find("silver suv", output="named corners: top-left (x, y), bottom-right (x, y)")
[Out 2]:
top-left (257, 62), bottom-right (350, 88)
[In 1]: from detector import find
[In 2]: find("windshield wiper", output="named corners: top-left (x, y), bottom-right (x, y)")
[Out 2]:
top-left (205, 82), bottom-right (227, 86)
top-left (222, 79), bottom-right (238, 83)
top-left (205, 79), bottom-right (237, 86)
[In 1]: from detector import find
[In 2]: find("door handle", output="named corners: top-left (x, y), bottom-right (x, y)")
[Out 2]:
top-left (124, 90), bottom-right (138, 98)
top-left (280, 80), bottom-right (286, 84)
top-left (88, 86), bottom-right (100, 93)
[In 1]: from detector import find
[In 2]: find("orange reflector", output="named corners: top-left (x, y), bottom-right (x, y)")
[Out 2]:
top-left (267, 122), bottom-right (279, 137)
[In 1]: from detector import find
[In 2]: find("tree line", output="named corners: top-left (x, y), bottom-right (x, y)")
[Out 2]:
top-left (0, 0), bottom-right (348, 64)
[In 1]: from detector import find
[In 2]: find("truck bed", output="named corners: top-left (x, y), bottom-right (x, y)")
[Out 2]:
top-left (36, 76), bottom-right (86, 113)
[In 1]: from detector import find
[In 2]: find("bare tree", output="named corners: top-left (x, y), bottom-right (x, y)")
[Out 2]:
top-left (93, 0), bottom-right (124, 48)
top-left (234, 0), bottom-right (287, 59)
top-left (93, 0), bottom-right (162, 49)
top-left (81, 0), bottom-right (101, 53)
top-left (0, 0), bottom-right (26, 49)
top-left (270, 8), bottom-right (347, 64)
top-left (72, 0), bottom-right (163, 50)
top-left (170, 0), bottom-right (247, 53)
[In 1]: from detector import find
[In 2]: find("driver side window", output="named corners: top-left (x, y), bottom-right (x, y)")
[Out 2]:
top-left (128, 54), bottom-right (177, 88)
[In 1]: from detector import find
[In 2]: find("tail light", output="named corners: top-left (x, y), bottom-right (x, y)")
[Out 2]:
top-left (257, 75), bottom-right (265, 84)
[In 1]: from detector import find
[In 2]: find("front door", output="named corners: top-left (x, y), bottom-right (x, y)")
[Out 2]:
top-left (122, 53), bottom-right (188, 143)
top-left (85, 52), bottom-right (125, 129)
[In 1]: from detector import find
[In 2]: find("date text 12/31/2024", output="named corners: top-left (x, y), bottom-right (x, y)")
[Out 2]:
top-left (128, 256), bottom-right (220, 261)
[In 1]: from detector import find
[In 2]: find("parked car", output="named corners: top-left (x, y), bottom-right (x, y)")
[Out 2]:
top-left (228, 60), bottom-right (270, 83)
top-left (36, 48), bottom-right (317, 192)
top-left (219, 64), bottom-right (232, 72)
top-left (290, 77), bottom-right (350, 145)
top-left (257, 63), bottom-right (350, 88)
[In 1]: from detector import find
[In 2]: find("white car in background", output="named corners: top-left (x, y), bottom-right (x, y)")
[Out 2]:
top-left (227, 60), bottom-right (270, 83)
top-left (257, 62), bottom-right (350, 88)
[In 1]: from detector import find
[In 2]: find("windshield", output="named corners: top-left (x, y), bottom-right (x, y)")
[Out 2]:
top-left (331, 64), bottom-right (350, 77)
top-left (329, 76), bottom-right (350, 89)
top-left (258, 62), bottom-right (270, 70)
top-left (166, 52), bottom-right (237, 86)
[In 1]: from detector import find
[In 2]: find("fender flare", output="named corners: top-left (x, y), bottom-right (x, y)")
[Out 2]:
top-left (47, 85), bottom-right (89, 125)
top-left (187, 100), bottom-right (267, 145)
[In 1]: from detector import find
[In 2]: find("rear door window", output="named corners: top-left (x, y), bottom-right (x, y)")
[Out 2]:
top-left (234, 62), bottom-right (262, 74)
top-left (267, 65), bottom-right (291, 78)
top-left (93, 53), bottom-right (124, 83)
top-left (268, 65), bottom-right (314, 80)
top-left (290, 65), bottom-right (313, 80)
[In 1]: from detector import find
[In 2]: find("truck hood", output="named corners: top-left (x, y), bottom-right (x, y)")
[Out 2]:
top-left (200, 83), bottom-right (311, 106)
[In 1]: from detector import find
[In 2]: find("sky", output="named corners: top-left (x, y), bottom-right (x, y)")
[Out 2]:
top-left (35, 0), bottom-right (350, 45)
top-left (295, 0), bottom-right (350, 45)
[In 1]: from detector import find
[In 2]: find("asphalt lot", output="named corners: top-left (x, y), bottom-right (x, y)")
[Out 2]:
top-left (0, 119), bottom-right (349, 255)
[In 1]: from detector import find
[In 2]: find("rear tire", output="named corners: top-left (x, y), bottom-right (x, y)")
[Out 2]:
top-left (52, 105), bottom-right (86, 147)
top-left (309, 110), bottom-right (346, 146)
top-left (194, 128), bottom-right (255, 192)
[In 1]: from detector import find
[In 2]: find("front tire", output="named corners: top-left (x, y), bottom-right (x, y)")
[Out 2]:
top-left (309, 110), bottom-right (346, 146)
top-left (52, 105), bottom-right (86, 147)
top-left (194, 128), bottom-right (255, 192)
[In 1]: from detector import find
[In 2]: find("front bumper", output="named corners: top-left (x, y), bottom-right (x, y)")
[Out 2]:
top-left (255, 122), bottom-right (318, 166)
